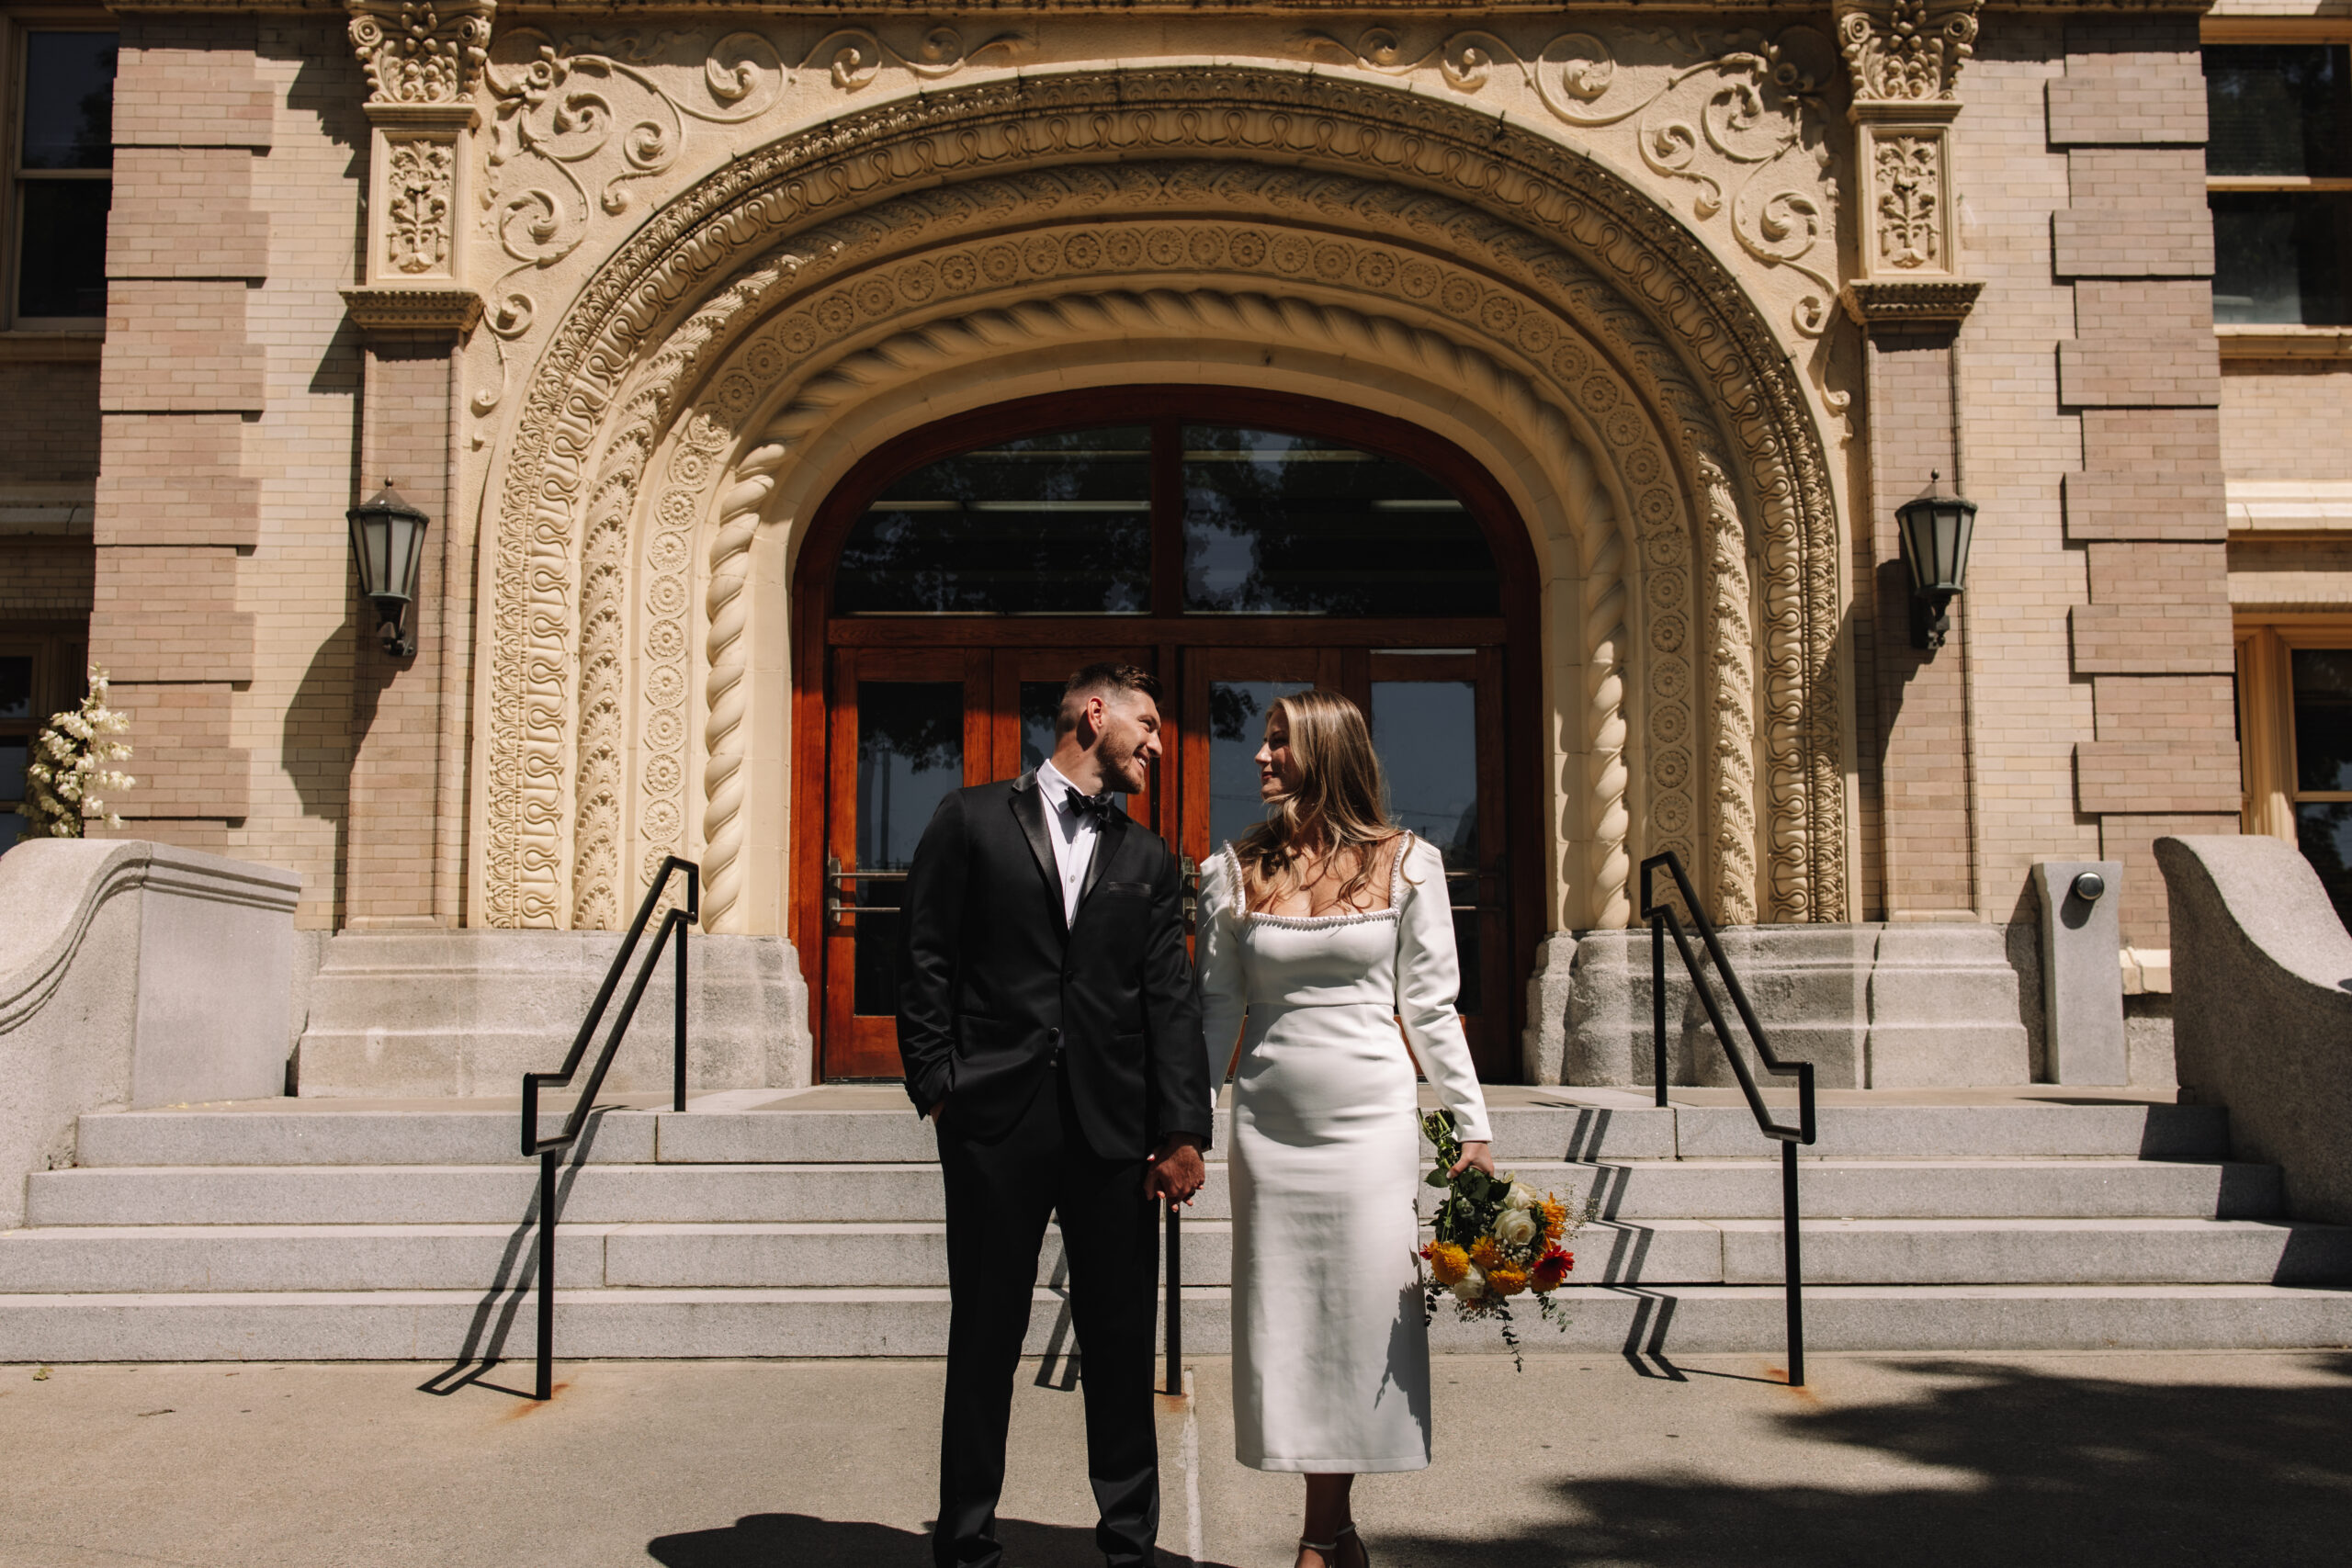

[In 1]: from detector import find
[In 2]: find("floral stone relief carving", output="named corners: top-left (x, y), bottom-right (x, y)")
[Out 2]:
top-left (473, 67), bottom-right (1845, 935)
top-left (1836, 0), bottom-right (1978, 104)
top-left (469, 25), bottom-right (1029, 420)
top-left (1302, 24), bottom-right (1842, 344)
top-left (386, 138), bottom-right (457, 275)
top-left (349, 0), bottom-right (494, 107)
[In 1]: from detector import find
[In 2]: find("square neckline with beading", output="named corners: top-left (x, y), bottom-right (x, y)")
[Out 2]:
top-left (1225, 835), bottom-right (1416, 929)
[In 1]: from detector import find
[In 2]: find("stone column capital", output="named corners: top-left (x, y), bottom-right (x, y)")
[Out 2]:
top-left (347, 0), bottom-right (494, 109)
top-left (1835, 0), bottom-right (1981, 108)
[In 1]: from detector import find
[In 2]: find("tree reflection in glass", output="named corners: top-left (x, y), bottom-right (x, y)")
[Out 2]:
top-left (1182, 427), bottom-right (1500, 616)
top-left (853, 682), bottom-right (963, 1014)
top-left (837, 427), bottom-right (1152, 615)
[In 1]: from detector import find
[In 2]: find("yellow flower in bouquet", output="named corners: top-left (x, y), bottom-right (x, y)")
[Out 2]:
top-left (1417, 1108), bottom-right (1595, 1371)
top-left (1424, 1241), bottom-right (1469, 1285)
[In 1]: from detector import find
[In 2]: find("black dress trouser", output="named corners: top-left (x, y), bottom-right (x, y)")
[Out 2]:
top-left (933, 1063), bottom-right (1161, 1568)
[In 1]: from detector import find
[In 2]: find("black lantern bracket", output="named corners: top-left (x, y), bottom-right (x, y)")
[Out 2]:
top-left (347, 483), bottom-right (430, 660)
top-left (1895, 470), bottom-right (1977, 652)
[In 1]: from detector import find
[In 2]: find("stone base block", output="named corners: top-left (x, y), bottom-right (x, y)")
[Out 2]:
top-left (293, 931), bottom-right (812, 1098)
top-left (1526, 922), bottom-right (2034, 1089)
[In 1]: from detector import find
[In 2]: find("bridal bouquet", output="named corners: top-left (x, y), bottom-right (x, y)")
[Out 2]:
top-left (1417, 1107), bottom-right (1588, 1368)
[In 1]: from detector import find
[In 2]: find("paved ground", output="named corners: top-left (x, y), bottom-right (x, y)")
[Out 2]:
top-left (1, 1349), bottom-right (2345, 1567)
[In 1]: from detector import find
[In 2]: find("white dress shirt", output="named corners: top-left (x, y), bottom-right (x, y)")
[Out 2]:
top-left (1034, 757), bottom-right (1108, 926)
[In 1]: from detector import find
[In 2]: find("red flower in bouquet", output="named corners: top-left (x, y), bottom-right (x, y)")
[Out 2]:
top-left (1532, 1248), bottom-right (1573, 1292)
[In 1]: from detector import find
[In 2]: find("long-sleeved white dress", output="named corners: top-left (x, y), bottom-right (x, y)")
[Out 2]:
top-left (1197, 835), bottom-right (1493, 1472)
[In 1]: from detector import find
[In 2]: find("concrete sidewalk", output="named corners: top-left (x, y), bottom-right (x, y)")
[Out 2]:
top-left (0, 1349), bottom-right (2345, 1567)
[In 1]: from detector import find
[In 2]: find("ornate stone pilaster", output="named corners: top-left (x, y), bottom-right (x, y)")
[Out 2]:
top-left (345, 0), bottom-right (489, 332)
top-left (1836, 0), bottom-right (1981, 329)
top-left (341, 2), bottom-right (492, 931)
top-left (1836, 1), bottom-right (1985, 923)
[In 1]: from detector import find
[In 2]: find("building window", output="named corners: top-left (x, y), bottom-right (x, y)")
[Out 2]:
top-left (2237, 625), bottom-right (2352, 929)
top-left (7, 28), bottom-right (115, 326)
top-left (2205, 44), bottom-right (2352, 326)
top-left (0, 626), bottom-right (86, 852)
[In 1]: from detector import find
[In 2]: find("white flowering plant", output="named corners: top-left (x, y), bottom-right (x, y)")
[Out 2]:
top-left (17, 665), bottom-right (135, 839)
top-left (1417, 1107), bottom-right (1596, 1369)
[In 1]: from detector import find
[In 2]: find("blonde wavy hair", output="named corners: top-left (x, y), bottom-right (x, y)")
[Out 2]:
top-left (1236, 688), bottom-right (1409, 911)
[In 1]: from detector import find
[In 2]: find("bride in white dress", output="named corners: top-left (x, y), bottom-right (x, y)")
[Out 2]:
top-left (1196, 689), bottom-right (1495, 1568)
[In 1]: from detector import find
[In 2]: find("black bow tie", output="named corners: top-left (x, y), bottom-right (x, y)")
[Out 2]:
top-left (1064, 788), bottom-right (1123, 825)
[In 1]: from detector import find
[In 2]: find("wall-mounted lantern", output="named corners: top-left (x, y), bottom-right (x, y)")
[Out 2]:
top-left (1895, 470), bottom-right (1976, 651)
top-left (347, 484), bottom-right (429, 659)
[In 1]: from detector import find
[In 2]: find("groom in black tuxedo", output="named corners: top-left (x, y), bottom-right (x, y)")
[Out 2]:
top-left (899, 662), bottom-right (1212, 1568)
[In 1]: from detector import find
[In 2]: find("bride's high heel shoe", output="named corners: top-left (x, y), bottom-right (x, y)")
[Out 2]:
top-left (1297, 1522), bottom-right (1369, 1568)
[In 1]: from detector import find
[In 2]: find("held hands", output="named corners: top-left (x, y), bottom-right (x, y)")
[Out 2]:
top-left (1145, 1134), bottom-right (1207, 1208)
top-left (1448, 1139), bottom-right (1497, 1179)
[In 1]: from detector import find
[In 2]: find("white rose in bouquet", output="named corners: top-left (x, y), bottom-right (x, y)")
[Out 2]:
top-left (1449, 1266), bottom-right (1487, 1303)
top-left (1504, 1180), bottom-right (1539, 1211)
top-left (1493, 1207), bottom-right (1539, 1247)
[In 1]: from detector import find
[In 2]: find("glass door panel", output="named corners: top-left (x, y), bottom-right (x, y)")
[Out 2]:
top-left (1181, 649), bottom-right (1341, 866)
top-left (989, 648), bottom-right (1160, 836)
top-left (823, 649), bottom-right (988, 1079)
top-left (1366, 650), bottom-right (1510, 1076)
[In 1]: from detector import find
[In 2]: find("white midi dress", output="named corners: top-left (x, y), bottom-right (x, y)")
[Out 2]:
top-left (1197, 836), bottom-right (1493, 1473)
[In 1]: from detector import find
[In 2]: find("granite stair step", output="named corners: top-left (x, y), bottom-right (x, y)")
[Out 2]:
top-left (24, 1157), bottom-right (2283, 1229)
top-left (2, 1280), bottom-right (2349, 1362)
top-left (71, 1097), bottom-right (2229, 1168)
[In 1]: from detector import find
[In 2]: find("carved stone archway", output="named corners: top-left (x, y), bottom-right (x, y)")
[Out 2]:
top-left (472, 66), bottom-right (1847, 937)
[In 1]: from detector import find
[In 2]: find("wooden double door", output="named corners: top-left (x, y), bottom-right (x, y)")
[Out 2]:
top-left (813, 640), bottom-right (1514, 1081)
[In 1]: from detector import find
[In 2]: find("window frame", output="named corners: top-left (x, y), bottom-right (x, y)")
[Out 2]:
top-left (1, 11), bottom-right (116, 335)
top-left (2234, 615), bottom-right (2352, 840)
top-left (0, 620), bottom-right (88, 850)
top-left (2201, 25), bottom-right (2352, 343)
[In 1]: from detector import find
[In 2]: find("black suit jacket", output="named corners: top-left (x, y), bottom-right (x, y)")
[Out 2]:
top-left (897, 769), bottom-right (1212, 1160)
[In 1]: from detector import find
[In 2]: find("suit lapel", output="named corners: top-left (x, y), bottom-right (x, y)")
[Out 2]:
top-left (1009, 772), bottom-right (1066, 931)
top-left (1074, 809), bottom-right (1130, 922)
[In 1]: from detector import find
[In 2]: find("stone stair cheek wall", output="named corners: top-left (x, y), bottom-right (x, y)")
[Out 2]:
top-left (2161, 834), bottom-right (2352, 1223)
top-left (0, 840), bottom-right (299, 1231)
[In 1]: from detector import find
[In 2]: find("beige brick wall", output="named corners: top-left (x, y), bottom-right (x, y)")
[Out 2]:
top-left (215, 17), bottom-right (370, 929)
top-left (0, 540), bottom-right (95, 618)
top-left (1944, 20), bottom-right (2100, 927)
top-left (2222, 360), bottom-right (2352, 485)
top-left (1861, 332), bottom-right (1973, 915)
top-left (0, 363), bottom-right (100, 486)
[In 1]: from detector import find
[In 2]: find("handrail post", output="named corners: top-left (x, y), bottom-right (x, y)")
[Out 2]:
top-left (536, 1146), bottom-right (557, 1402)
top-left (1782, 1140), bottom-right (1805, 1388)
top-left (673, 905), bottom-right (689, 1115)
top-left (1650, 909), bottom-right (1668, 1109)
top-left (1163, 1202), bottom-right (1182, 1397)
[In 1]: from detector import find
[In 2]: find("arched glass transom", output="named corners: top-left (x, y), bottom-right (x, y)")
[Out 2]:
top-left (833, 423), bottom-right (1502, 617)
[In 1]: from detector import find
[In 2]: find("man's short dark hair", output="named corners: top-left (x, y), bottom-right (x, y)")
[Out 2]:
top-left (1058, 662), bottom-right (1162, 736)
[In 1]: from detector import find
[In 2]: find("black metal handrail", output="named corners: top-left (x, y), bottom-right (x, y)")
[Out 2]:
top-left (520, 855), bottom-right (698, 1400)
top-left (1638, 850), bottom-right (1817, 1385)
